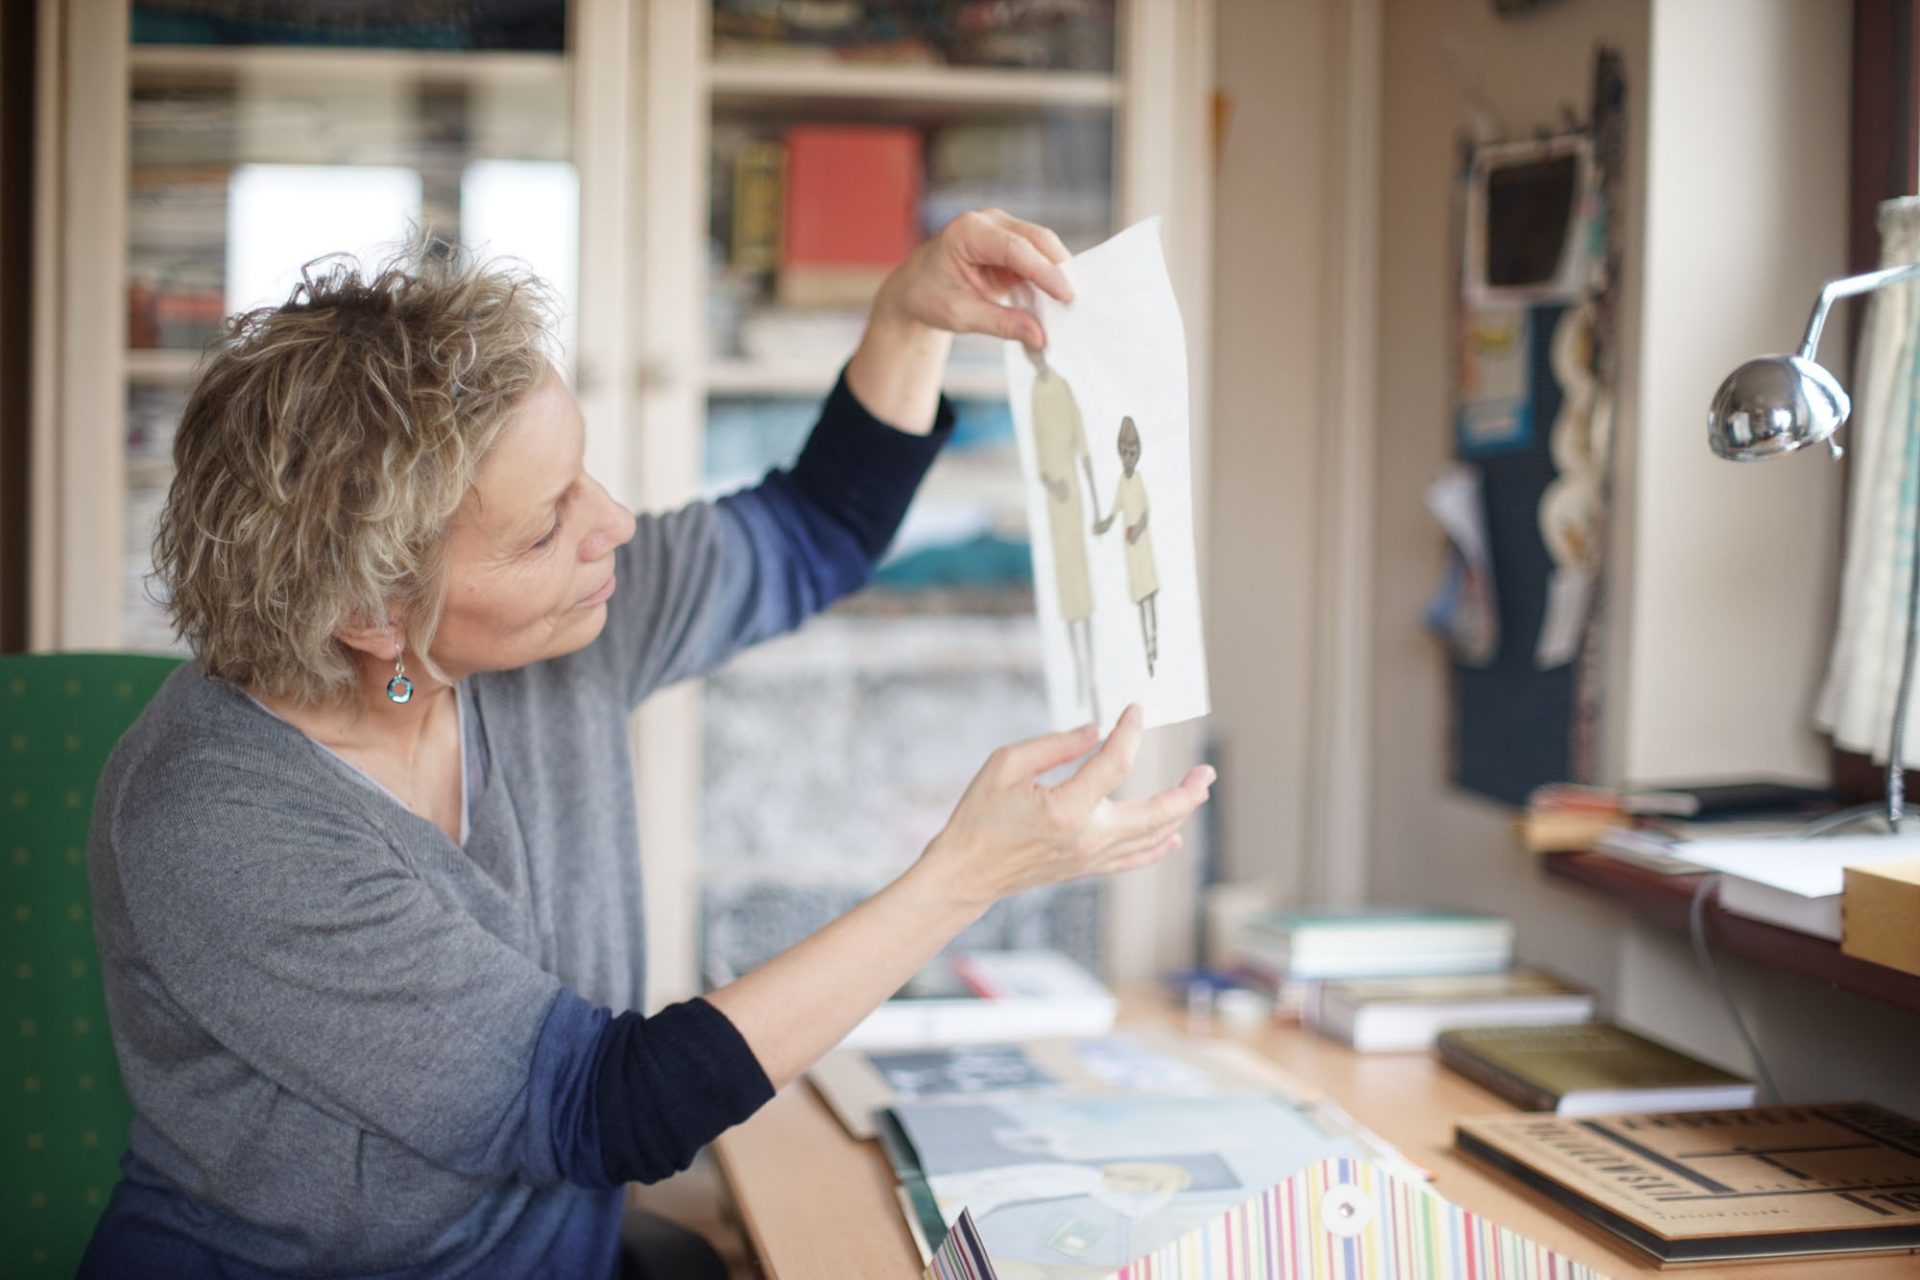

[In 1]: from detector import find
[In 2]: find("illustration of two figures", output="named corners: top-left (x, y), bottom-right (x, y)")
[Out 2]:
top-left (1029, 348), bottom-right (1160, 726)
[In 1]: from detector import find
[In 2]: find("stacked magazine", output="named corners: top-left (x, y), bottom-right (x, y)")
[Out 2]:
top-left (809, 1031), bottom-right (1593, 1278)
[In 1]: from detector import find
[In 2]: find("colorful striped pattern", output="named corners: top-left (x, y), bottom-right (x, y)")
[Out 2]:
top-left (1110, 1158), bottom-right (1604, 1280)
top-left (927, 1208), bottom-right (995, 1280)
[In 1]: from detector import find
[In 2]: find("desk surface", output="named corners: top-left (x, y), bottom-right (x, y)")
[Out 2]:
top-left (714, 995), bottom-right (1920, 1278)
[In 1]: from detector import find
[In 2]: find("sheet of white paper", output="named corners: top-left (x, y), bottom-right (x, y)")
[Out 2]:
top-left (1667, 834), bottom-right (1920, 898)
top-left (1003, 219), bottom-right (1209, 734)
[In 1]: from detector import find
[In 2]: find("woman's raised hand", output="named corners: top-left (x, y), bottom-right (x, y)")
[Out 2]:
top-left (918, 706), bottom-right (1214, 912)
top-left (877, 208), bottom-right (1075, 348)
top-left (847, 209), bottom-right (1074, 431)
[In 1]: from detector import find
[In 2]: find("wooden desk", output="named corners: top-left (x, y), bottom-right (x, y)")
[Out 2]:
top-left (713, 996), bottom-right (1919, 1278)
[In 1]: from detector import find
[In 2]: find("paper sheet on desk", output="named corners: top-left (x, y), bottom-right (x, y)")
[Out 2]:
top-left (1004, 219), bottom-right (1209, 734)
top-left (1667, 833), bottom-right (1920, 896)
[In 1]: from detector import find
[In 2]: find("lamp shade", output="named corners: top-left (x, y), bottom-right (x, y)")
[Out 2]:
top-left (1707, 354), bottom-right (1851, 461)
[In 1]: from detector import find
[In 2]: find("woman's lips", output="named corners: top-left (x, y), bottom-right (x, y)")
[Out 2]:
top-left (578, 574), bottom-right (616, 607)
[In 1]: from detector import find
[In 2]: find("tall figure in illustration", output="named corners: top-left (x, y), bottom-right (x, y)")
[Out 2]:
top-left (1028, 347), bottom-right (1101, 722)
top-left (1095, 416), bottom-right (1160, 676)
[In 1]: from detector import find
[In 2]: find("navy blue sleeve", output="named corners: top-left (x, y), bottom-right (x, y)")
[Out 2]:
top-left (534, 990), bottom-right (774, 1188)
top-left (786, 372), bottom-right (959, 563)
top-left (601, 371), bottom-right (955, 706)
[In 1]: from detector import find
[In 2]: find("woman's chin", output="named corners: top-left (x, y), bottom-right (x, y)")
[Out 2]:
top-left (548, 605), bottom-right (611, 660)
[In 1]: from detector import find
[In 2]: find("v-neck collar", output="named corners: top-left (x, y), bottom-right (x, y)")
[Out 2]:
top-left (240, 684), bottom-right (472, 848)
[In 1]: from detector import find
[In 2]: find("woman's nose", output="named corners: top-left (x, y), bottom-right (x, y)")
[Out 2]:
top-left (577, 478), bottom-right (637, 561)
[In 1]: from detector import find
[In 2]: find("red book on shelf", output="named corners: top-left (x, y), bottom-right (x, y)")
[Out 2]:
top-left (779, 125), bottom-right (922, 306)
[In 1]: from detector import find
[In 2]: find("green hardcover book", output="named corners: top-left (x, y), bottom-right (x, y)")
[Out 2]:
top-left (1437, 1022), bottom-right (1755, 1116)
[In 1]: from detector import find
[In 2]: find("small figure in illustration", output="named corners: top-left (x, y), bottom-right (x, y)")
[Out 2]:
top-left (1094, 416), bottom-right (1160, 676)
top-left (1029, 347), bottom-right (1103, 723)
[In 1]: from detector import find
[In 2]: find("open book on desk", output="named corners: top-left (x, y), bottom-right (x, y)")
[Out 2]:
top-left (810, 1030), bottom-right (1316, 1140)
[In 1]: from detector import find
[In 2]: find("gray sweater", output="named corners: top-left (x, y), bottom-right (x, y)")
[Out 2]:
top-left (82, 377), bottom-right (950, 1277)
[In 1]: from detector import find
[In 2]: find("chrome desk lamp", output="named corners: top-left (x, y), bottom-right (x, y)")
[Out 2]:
top-left (1708, 262), bottom-right (1920, 830)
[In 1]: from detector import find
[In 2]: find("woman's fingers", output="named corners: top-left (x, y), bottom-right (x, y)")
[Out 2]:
top-left (997, 722), bottom-right (1100, 780)
top-left (946, 296), bottom-right (1046, 347)
top-left (988, 209), bottom-right (1073, 270)
top-left (1054, 705), bottom-right (1145, 810)
top-left (1110, 832), bottom-right (1183, 873)
top-left (1109, 765), bottom-right (1215, 831)
top-left (956, 212), bottom-right (1073, 303)
top-left (1089, 766), bottom-right (1212, 859)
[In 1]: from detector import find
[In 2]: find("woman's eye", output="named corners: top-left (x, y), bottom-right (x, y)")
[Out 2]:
top-left (530, 522), bottom-right (561, 551)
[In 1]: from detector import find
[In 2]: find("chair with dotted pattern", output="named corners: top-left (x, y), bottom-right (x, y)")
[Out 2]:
top-left (2, 653), bottom-right (183, 1276)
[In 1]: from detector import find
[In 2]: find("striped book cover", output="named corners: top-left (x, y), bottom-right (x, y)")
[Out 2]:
top-left (927, 1209), bottom-right (994, 1280)
top-left (927, 1158), bottom-right (1599, 1280)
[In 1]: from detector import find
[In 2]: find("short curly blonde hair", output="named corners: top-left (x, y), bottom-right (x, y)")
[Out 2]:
top-left (155, 249), bottom-right (557, 705)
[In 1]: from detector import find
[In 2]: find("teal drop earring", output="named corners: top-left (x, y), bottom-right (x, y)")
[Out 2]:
top-left (386, 646), bottom-right (414, 704)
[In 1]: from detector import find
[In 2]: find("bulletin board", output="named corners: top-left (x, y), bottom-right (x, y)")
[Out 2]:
top-left (1440, 49), bottom-right (1626, 806)
top-left (1451, 302), bottom-right (1578, 803)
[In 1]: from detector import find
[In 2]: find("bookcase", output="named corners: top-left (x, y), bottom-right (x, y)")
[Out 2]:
top-left (29, 0), bottom-right (1215, 1003)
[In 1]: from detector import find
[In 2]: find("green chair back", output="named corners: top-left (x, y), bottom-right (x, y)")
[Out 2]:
top-left (2, 653), bottom-right (184, 1276)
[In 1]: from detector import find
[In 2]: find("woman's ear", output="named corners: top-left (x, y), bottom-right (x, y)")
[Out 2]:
top-left (334, 616), bottom-right (405, 661)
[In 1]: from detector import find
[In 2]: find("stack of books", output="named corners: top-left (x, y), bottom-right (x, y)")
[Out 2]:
top-left (1305, 970), bottom-right (1596, 1053)
top-left (1234, 906), bottom-right (1514, 984)
top-left (1519, 778), bottom-right (1839, 863)
top-left (1515, 783), bottom-right (1698, 854)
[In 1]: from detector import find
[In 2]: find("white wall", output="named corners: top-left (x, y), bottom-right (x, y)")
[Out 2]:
top-left (1205, 0), bottom-right (1379, 910)
top-left (1621, 0), bottom-right (1848, 785)
top-left (1206, 0), bottom-right (1338, 894)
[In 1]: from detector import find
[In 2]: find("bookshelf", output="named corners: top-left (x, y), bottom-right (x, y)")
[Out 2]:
top-left (123, 348), bottom-right (201, 385)
top-left (127, 44), bottom-right (564, 89)
top-left (649, 0), bottom-right (1214, 1000)
top-left (1543, 852), bottom-right (1920, 1017)
top-left (706, 61), bottom-right (1122, 112)
top-left (32, 0), bottom-right (1215, 1004)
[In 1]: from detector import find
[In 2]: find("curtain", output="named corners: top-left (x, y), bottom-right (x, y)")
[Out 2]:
top-left (1817, 196), bottom-right (1920, 762)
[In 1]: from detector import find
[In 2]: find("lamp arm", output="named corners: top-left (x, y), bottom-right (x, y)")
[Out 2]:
top-left (1797, 262), bottom-right (1920, 360)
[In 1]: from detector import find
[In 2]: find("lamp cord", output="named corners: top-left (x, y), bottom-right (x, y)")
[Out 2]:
top-left (1687, 873), bottom-right (1782, 1105)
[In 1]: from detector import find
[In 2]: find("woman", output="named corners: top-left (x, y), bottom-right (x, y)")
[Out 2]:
top-left (79, 209), bottom-right (1213, 1280)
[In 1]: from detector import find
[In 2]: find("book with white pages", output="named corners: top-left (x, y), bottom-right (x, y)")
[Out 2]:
top-left (840, 950), bottom-right (1119, 1051)
top-left (1306, 970), bottom-right (1596, 1052)
top-left (1667, 834), bottom-right (1920, 939)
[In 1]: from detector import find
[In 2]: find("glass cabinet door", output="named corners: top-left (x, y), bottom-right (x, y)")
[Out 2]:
top-left (695, 3), bottom-right (1122, 983)
top-left (122, 3), bottom-right (578, 651)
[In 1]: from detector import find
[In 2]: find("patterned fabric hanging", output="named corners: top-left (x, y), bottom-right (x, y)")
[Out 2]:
top-left (1818, 196), bottom-right (1920, 762)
